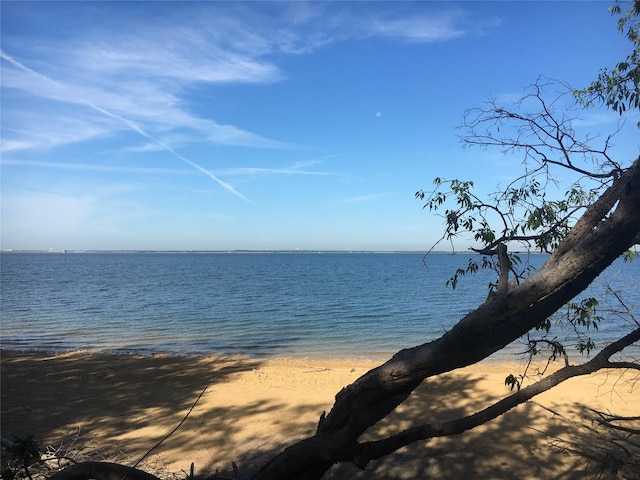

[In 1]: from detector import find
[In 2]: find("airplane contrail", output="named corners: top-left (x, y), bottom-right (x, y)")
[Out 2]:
top-left (0, 49), bottom-right (251, 202)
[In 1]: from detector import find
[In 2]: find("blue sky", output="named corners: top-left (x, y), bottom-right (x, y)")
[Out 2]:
top-left (1, 1), bottom-right (638, 251)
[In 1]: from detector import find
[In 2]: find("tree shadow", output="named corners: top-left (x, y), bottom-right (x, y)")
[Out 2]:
top-left (200, 368), bottom-right (570, 479)
top-left (3, 351), bottom-right (637, 479)
top-left (0, 350), bottom-right (353, 477)
top-left (535, 404), bottom-right (640, 480)
top-left (317, 369), bottom-right (639, 480)
top-left (1, 350), bottom-right (262, 467)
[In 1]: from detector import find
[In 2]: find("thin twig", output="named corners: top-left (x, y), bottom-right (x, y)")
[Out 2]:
top-left (133, 385), bottom-right (209, 469)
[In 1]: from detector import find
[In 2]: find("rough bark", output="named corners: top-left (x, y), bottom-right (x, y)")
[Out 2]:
top-left (253, 159), bottom-right (640, 479)
top-left (496, 242), bottom-right (510, 295)
top-left (43, 162), bottom-right (640, 480)
top-left (352, 326), bottom-right (640, 466)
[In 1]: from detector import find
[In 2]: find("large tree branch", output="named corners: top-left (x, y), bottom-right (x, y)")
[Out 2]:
top-left (352, 327), bottom-right (640, 467)
top-left (549, 156), bottom-right (640, 262)
top-left (254, 159), bottom-right (640, 479)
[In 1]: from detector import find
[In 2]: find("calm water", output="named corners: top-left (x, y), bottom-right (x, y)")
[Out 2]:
top-left (1, 252), bottom-right (638, 360)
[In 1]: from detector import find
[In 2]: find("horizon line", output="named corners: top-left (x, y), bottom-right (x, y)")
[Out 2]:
top-left (1, 248), bottom-right (546, 255)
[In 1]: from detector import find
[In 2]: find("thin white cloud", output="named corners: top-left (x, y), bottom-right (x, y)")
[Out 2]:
top-left (0, 159), bottom-right (193, 176)
top-left (1, 50), bottom-right (251, 202)
top-left (1, 50), bottom-right (291, 151)
top-left (371, 15), bottom-right (465, 43)
top-left (0, 3), bottom-right (488, 153)
top-left (344, 193), bottom-right (389, 203)
top-left (268, 3), bottom-right (484, 50)
top-left (0, 190), bottom-right (153, 250)
top-left (219, 160), bottom-right (335, 177)
top-left (76, 42), bottom-right (281, 84)
top-left (573, 111), bottom-right (632, 128)
top-left (0, 104), bottom-right (121, 153)
top-left (1, 3), bottom-right (494, 197)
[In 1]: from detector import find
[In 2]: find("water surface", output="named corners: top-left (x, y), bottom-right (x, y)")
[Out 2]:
top-left (1, 252), bottom-right (637, 360)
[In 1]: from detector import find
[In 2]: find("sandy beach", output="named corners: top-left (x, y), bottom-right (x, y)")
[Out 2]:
top-left (1, 349), bottom-right (638, 479)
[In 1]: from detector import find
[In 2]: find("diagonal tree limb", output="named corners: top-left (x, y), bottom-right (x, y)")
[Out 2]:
top-left (253, 159), bottom-right (640, 479)
top-left (352, 327), bottom-right (640, 467)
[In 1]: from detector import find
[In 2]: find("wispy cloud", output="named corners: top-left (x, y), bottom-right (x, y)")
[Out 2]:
top-left (0, 108), bottom-right (118, 153)
top-left (0, 159), bottom-right (193, 176)
top-left (219, 160), bottom-right (335, 177)
top-left (1, 49), bottom-right (291, 152)
top-left (370, 14), bottom-right (466, 43)
top-left (1, 2), bottom-right (494, 199)
top-left (268, 3), bottom-right (490, 49)
top-left (1, 50), bottom-right (251, 202)
top-left (1, 189), bottom-right (153, 250)
top-left (573, 111), bottom-right (633, 128)
top-left (344, 193), bottom-right (389, 203)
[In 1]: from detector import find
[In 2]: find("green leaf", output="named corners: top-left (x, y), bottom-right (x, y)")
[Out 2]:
top-left (624, 249), bottom-right (635, 262)
top-left (505, 374), bottom-right (521, 391)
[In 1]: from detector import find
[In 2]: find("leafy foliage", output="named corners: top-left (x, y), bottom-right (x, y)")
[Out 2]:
top-left (416, 170), bottom-right (598, 256)
top-left (441, 253), bottom-right (536, 302)
top-left (624, 249), bottom-right (636, 262)
top-left (575, 0), bottom-right (640, 121)
top-left (418, 14), bottom-right (639, 374)
top-left (416, 78), bottom-right (621, 260)
top-left (504, 373), bottom-right (521, 392)
top-left (523, 297), bottom-right (602, 365)
top-left (1, 436), bottom-right (40, 480)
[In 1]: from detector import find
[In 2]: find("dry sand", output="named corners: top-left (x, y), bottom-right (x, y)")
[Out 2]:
top-left (1, 349), bottom-right (638, 479)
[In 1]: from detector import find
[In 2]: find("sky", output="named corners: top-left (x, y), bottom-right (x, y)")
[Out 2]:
top-left (1, 1), bottom-right (638, 252)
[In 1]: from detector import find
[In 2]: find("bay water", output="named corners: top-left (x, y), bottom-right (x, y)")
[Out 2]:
top-left (1, 252), bottom-right (637, 361)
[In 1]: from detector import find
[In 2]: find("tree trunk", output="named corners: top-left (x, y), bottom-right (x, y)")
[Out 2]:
top-left (253, 159), bottom-right (640, 479)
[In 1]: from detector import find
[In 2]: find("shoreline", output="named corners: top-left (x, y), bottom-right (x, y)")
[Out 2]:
top-left (0, 345), bottom-right (394, 363)
top-left (0, 340), bottom-right (542, 365)
top-left (2, 348), bottom-right (638, 479)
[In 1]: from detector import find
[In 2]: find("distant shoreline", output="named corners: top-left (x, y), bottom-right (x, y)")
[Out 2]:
top-left (0, 249), bottom-right (544, 255)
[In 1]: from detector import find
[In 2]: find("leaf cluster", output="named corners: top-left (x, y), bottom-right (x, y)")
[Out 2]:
top-left (418, 26), bottom-right (639, 382)
top-left (575, 1), bottom-right (640, 122)
top-left (505, 297), bottom-right (606, 391)
top-left (1, 436), bottom-right (40, 480)
top-left (441, 254), bottom-right (536, 302)
top-left (532, 297), bottom-right (602, 357)
top-left (416, 171), bottom-right (596, 258)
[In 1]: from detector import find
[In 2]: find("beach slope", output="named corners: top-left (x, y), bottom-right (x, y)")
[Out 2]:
top-left (1, 350), bottom-right (638, 479)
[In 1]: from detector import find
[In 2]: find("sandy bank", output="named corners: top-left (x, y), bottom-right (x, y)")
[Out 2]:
top-left (1, 349), bottom-right (638, 479)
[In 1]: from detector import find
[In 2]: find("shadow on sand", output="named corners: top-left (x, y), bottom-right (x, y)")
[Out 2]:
top-left (2, 350), bottom-right (638, 480)
top-left (1, 350), bottom-right (263, 468)
top-left (320, 373), bottom-right (640, 480)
